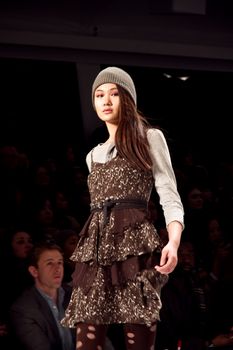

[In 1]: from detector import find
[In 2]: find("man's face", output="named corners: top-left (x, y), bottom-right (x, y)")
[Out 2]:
top-left (30, 249), bottom-right (64, 293)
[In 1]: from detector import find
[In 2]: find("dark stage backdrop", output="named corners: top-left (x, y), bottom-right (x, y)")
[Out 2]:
top-left (0, 58), bottom-right (84, 162)
top-left (1, 58), bottom-right (232, 167)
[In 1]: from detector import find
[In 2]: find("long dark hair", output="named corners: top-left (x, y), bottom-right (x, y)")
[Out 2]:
top-left (115, 85), bottom-right (153, 171)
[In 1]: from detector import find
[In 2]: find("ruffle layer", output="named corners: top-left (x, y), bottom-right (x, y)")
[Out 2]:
top-left (70, 208), bottom-right (163, 265)
top-left (62, 206), bottom-right (168, 327)
top-left (72, 251), bottom-right (162, 293)
top-left (61, 267), bottom-right (168, 328)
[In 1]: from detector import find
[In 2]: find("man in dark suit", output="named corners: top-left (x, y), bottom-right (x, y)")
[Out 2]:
top-left (9, 241), bottom-right (75, 350)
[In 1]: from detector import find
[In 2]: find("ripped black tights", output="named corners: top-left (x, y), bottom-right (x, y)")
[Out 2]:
top-left (76, 322), bottom-right (157, 350)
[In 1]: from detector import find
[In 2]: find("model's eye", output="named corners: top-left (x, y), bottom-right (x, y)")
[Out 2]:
top-left (111, 90), bottom-right (119, 96)
top-left (95, 93), bottom-right (103, 98)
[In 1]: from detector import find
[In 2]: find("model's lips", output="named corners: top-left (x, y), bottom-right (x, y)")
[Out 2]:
top-left (103, 109), bottom-right (113, 113)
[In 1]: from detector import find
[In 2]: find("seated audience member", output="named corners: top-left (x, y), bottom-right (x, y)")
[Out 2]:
top-left (56, 229), bottom-right (79, 283)
top-left (0, 228), bottom-right (34, 350)
top-left (9, 241), bottom-right (75, 350)
top-left (155, 241), bottom-right (207, 350)
top-left (206, 281), bottom-right (233, 349)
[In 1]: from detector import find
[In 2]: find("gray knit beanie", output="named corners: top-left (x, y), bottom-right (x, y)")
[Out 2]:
top-left (92, 66), bottom-right (137, 106)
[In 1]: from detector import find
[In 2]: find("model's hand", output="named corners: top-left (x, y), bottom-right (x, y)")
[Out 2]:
top-left (154, 241), bottom-right (178, 274)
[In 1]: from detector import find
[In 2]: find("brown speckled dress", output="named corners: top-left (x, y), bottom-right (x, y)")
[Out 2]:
top-left (61, 154), bottom-right (168, 328)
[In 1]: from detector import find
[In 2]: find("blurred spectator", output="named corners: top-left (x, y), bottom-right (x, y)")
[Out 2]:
top-left (0, 228), bottom-right (34, 349)
top-left (56, 229), bottom-right (79, 283)
top-left (155, 241), bottom-right (207, 350)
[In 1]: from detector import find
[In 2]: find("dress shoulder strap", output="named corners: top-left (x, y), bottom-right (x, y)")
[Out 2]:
top-left (90, 148), bottom-right (95, 169)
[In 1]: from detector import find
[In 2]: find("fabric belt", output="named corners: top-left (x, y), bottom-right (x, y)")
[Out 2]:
top-left (90, 198), bottom-right (148, 227)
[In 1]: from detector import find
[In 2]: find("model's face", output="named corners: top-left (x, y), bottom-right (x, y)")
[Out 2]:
top-left (94, 83), bottom-right (120, 125)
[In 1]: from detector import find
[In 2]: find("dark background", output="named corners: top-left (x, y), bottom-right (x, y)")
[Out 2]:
top-left (0, 58), bottom-right (84, 160)
top-left (1, 58), bottom-right (232, 167)
top-left (0, 0), bottom-right (233, 167)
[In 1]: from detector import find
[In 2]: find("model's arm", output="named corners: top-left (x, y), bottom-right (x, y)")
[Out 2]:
top-left (147, 128), bottom-right (184, 274)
